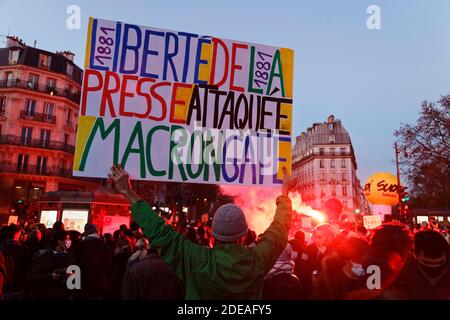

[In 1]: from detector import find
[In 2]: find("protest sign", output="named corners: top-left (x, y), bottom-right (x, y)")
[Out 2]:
top-left (8, 215), bottom-right (18, 225)
top-left (363, 215), bottom-right (383, 230)
top-left (73, 17), bottom-right (294, 186)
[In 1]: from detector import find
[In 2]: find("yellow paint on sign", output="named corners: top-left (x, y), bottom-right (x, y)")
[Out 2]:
top-left (279, 102), bottom-right (292, 133)
top-left (73, 116), bottom-right (96, 171)
top-left (277, 140), bottom-right (292, 179)
top-left (84, 17), bottom-right (94, 69)
top-left (198, 42), bottom-right (212, 84)
top-left (173, 84), bottom-right (194, 122)
top-left (280, 48), bottom-right (294, 99)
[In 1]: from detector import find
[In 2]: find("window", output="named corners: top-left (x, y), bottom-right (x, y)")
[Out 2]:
top-left (320, 159), bottom-right (325, 168)
top-left (43, 102), bottom-right (54, 119)
top-left (39, 53), bottom-right (51, 69)
top-left (340, 147), bottom-right (346, 155)
top-left (321, 188), bottom-right (325, 197)
top-left (341, 159), bottom-right (346, 168)
top-left (25, 99), bottom-right (36, 116)
top-left (64, 134), bottom-right (69, 146)
top-left (329, 135), bottom-right (335, 143)
top-left (331, 159), bottom-right (335, 168)
top-left (46, 78), bottom-right (56, 90)
top-left (66, 62), bottom-right (74, 76)
top-left (328, 123), bottom-right (333, 130)
top-left (319, 148), bottom-right (324, 155)
top-left (21, 127), bottom-right (33, 145)
top-left (330, 148), bottom-right (335, 156)
top-left (6, 72), bottom-right (14, 87)
top-left (8, 49), bottom-right (20, 64)
top-left (0, 96), bottom-right (6, 115)
top-left (28, 74), bottom-right (40, 89)
top-left (40, 129), bottom-right (51, 147)
top-left (17, 154), bottom-right (29, 172)
top-left (332, 187), bottom-right (336, 197)
top-left (66, 108), bottom-right (72, 125)
top-left (342, 186), bottom-right (348, 197)
top-left (342, 172), bottom-right (347, 181)
top-left (36, 156), bottom-right (48, 174)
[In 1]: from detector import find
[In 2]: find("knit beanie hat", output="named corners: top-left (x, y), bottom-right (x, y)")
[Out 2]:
top-left (212, 203), bottom-right (248, 243)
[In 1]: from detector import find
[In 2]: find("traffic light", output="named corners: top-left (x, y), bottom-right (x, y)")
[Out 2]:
top-left (401, 193), bottom-right (410, 202)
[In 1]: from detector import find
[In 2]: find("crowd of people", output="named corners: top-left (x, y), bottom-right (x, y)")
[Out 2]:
top-left (0, 214), bottom-right (449, 300)
top-left (0, 165), bottom-right (449, 300)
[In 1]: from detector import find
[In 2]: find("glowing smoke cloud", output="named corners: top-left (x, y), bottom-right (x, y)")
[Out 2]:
top-left (220, 185), bottom-right (326, 236)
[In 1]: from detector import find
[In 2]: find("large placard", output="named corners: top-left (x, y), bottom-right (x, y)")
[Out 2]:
top-left (73, 18), bottom-right (294, 186)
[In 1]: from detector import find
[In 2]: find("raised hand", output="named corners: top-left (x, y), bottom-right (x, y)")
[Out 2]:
top-left (108, 164), bottom-right (142, 204)
top-left (281, 167), bottom-right (299, 197)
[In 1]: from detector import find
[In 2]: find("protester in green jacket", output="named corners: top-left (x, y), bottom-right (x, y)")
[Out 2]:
top-left (108, 164), bottom-right (298, 299)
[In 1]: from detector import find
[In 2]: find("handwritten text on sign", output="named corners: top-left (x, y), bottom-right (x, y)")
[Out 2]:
top-left (73, 18), bottom-right (294, 186)
top-left (363, 215), bottom-right (383, 230)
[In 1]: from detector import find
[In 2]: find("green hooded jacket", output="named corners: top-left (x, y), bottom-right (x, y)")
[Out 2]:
top-left (131, 195), bottom-right (292, 299)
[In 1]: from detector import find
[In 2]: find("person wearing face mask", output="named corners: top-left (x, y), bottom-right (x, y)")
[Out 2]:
top-left (312, 236), bottom-right (369, 300)
top-left (310, 224), bottom-right (339, 275)
top-left (27, 230), bottom-right (71, 300)
top-left (394, 230), bottom-right (450, 300)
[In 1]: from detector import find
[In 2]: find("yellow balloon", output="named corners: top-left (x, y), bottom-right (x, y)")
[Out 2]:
top-left (364, 172), bottom-right (400, 205)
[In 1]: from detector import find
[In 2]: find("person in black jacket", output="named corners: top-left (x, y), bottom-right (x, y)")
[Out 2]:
top-left (393, 230), bottom-right (450, 299)
top-left (263, 244), bottom-right (306, 300)
top-left (121, 244), bottom-right (185, 300)
top-left (109, 232), bottom-right (135, 299)
top-left (290, 230), bottom-right (316, 298)
top-left (24, 229), bottom-right (42, 258)
top-left (0, 224), bottom-right (31, 299)
top-left (68, 223), bottom-right (113, 300)
top-left (27, 230), bottom-right (71, 299)
top-left (0, 250), bottom-right (6, 298)
top-left (313, 236), bottom-right (369, 299)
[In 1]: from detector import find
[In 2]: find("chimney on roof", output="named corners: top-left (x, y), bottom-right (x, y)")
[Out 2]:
top-left (61, 50), bottom-right (75, 62)
top-left (6, 36), bottom-right (26, 49)
top-left (327, 115), bottom-right (335, 123)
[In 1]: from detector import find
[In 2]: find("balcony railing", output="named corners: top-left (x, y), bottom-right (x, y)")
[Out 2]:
top-left (0, 135), bottom-right (75, 153)
top-left (64, 121), bottom-right (75, 130)
top-left (0, 163), bottom-right (103, 184)
top-left (0, 79), bottom-right (80, 104)
top-left (293, 150), bottom-right (354, 168)
top-left (0, 163), bottom-right (73, 177)
top-left (20, 110), bottom-right (56, 124)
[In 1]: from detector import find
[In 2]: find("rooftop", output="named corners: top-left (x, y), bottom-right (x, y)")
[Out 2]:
top-left (0, 36), bottom-right (83, 85)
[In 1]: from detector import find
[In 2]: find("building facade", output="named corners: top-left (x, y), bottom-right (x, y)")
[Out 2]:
top-left (0, 36), bottom-right (100, 220)
top-left (292, 115), bottom-right (367, 217)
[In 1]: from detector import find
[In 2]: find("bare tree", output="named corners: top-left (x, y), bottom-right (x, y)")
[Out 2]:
top-left (394, 95), bottom-right (450, 209)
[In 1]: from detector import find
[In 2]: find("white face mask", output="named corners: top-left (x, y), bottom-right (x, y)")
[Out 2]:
top-left (63, 240), bottom-right (72, 250)
top-left (351, 262), bottom-right (365, 277)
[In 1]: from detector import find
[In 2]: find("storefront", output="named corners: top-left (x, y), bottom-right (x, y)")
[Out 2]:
top-left (413, 208), bottom-right (450, 225)
top-left (38, 189), bottom-right (131, 234)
